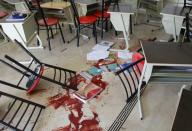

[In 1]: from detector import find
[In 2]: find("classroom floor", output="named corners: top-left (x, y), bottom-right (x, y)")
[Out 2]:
top-left (0, 13), bottom-right (184, 131)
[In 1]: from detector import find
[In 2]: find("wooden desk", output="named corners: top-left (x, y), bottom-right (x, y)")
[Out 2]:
top-left (172, 89), bottom-right (192, 131)
top-left (137, 41), bottom-right (192, 119)
top-left (160, 4), bottom-right (190, 42)
top-left (2, 0), bottom-right (28, 12)
top-left (0, 13), bottom-right (43, 50)
top-left (40, 1), bottom-right (71, 10)
top-left (75, 0), bottom-right (99, 15)
top-left (3, 0), bottom-right (24, 5)
top-left (108, 3), bottom-right (134, 51)
top-left (40, 1), bottom-right (73, 26)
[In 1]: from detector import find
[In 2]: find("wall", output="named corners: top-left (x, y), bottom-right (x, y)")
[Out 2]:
top-left (123, 0), bottom-right (185, 8)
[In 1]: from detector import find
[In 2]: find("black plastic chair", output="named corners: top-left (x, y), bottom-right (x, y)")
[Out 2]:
top-left (69, 0), bottom-right (97, 47)
top-left (94, 0), bottom-right (111, 38)
top-left (0, 91), bottom-right (45, 131)
top-left (185, 13), bottom-right (192, 42)
top-left (0, 40), bottom-right (77, 94)
top-left (108, 58), bottom-right (146, 131)
top-left (115, 58), bottom-right (145, 102)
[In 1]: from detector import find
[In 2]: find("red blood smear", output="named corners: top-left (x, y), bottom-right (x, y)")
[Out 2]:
top-left (79, 112), bottom-right (102, 131)
top-left (50, 93), bottom-right (102, 131)
top-left (48, 92), bottom-right (83, 110)
top-left (69, 110), bottom-right (83, 131)
top-left (92, 75), bottom-right (108, 89)
top-left (68, 74), bottom-right (86, 87)
top-left (52, 124), bottom-right (71, 131)
top-left (94, 59), bottom-right (116, 68)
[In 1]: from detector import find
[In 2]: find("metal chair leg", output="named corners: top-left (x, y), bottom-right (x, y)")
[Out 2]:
top-left (77, 26), bottom-right (80, 47)
top-left (93, 23), bottom-right (97, 44)
top-left (68, 24), bottom-right (73, 33)
top-left (105, 18), bottom-right (108, 32)
top-left (101, 18), bottom-right (104, 39)
top-left (58, 23), bottom-right (65, 44)
top-left (50, 27), bottom-right (54, 39)
top-left (46, 28), bottom-right (51, 50)
top-left (97, 18), bottom-right (100, 26)
top-left (115, 31), bottom-right (118, 36)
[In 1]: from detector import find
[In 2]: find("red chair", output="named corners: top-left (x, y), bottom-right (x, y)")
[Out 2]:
top-left (69, 0), bottom-right (97, 46)
top-left (34, 0), bottom-right (65, 50)
top-left (0, 11), bottom-right (8, 18)
top-left (94, 0), bottom-right (110, 38)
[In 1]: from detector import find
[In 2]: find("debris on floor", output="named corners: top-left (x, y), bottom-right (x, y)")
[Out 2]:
top-left (48, 91), bottom-right (102, 131)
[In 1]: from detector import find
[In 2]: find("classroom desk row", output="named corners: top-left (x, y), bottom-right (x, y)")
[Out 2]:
top-left (137, 41), bottom-right (192, 120)
top-left (0, 1), bottom-right (135, 51)
top-left (160, 4), bottom-right (191, 42)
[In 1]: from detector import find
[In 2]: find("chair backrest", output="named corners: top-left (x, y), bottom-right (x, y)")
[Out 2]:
top-left (69, 0), bottom-right (80, 26)
top-left (23, 0), bottom-right (40, 11)
top-left (32, 0), bottom-right (49, 27)
top-left (184, 0), bottom-right (192, 8)
top-left (0, 91), bottom-right (45, 131)
top-left (185, 13), bottom-right (192, 42)
top-left (115, 58), bottom-right (145, 102)
top-left (0, 40), bottom-right (77, 92)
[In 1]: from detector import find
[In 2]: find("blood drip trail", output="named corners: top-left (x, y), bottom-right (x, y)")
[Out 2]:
top-left (48, 92), bottom-right (102, 131)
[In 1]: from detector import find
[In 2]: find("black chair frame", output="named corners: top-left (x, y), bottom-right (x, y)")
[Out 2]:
top-left (30, 0), bottom-right (65, 50)
top-left (108, 58), bottom-right (146, 131)
top-left (0, 91), bottom-right (45, 131)
top-left (98, 0), bottom-right (111, 38)
top-left (115, 58), bottom-right (145, 102)
top-left (185, 12), bottom-right (192, 42)
top-left (184, 0), bottom-right (192, 9)
top-left (69, 0), bottom-right (97, 46)
top-left (0, 40), bottom-right (78, 91)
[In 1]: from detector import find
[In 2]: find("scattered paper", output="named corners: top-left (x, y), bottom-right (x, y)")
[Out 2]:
top-left (92, 41), bottom-right (114, 51)
top-left (87, 50), bottom-right (109, 61)
top-left (117, 51), bottom-right (133, 60)
top-left (92, 44), bottom-right (110, 51)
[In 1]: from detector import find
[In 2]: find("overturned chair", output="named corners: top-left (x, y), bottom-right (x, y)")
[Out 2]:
top-left (0, 40), bottom-right (78, 94)
top-left (108, 57), bottom-right (146, 131)
top-left (0, 91), bottom-right (45, 131)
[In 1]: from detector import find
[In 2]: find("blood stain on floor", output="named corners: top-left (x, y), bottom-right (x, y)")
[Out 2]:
top-left (48, 92), bottom-right (102, 131)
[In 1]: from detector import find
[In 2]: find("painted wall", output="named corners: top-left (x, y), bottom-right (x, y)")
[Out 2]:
top-left (123, 0), bottom-right (185, 7)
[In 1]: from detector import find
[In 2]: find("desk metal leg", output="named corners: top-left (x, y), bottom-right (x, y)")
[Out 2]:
top-left (130, 15), bottom-right (133, 34)
top-left (13, 25), bottom-right (43, 50)
top-left (137, 62), bottom-right (147, 120)
top-left (67, 26), bottom-right (90, 43)
top-left (110, 14), bottom-right (130, 52)
top-left (0, 28), bottom-right (8, 45)
top-left (13, 25), bottom-right (43, 64)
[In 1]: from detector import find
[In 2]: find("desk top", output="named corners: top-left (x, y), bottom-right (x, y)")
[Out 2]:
top-left (40, 2), bottom-right (71, 10)
top-left (108, 3), bottom-right (134, 14)
top-left (141, 41), bottom-right (192, 66)
top-left (160, 4), bottom-right (190, 17)
top-left (2, 0), bottom-right (24, 5)
top-left (171, 89), bottom-right (192, 131)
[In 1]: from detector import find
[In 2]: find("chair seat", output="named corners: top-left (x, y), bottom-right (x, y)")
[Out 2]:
top-left (94, 10), bottom-right (110, 18)
top-left (79, 15), bottom-right (97, 24)
top-left (0, 11), bottom-right (8, 18)
top-left (38, 17), bottom-right (59, 26)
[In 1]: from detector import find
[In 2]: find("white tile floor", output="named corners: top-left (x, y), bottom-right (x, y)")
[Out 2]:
top-left (0, 12), bottom-right (185, 131)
